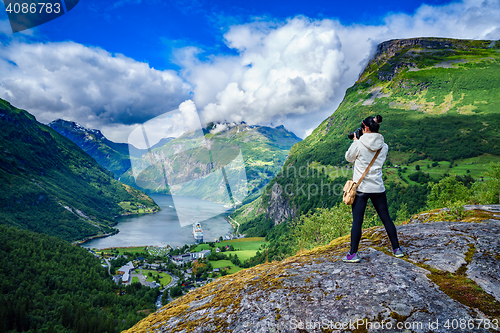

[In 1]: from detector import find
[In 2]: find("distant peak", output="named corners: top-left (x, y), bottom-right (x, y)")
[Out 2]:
top-left (50, 118), bottom-right (76, 127)
top-left (149, 137), bottom-right (175, 150)
top-left (49, 119), bottom-right (104, 139)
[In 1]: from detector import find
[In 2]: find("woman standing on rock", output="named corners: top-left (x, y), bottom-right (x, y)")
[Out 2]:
top-left (343, 115), bottom-right (404, 263)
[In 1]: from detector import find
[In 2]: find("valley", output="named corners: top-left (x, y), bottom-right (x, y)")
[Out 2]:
top-left (2, 36), bottom-right (500, 333)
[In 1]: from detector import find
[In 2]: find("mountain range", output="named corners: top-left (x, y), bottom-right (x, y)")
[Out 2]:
top-left (2, 36), bottom-right (500, 333)
top-left (0, 99), bottom-right (160, 242)
top-left (124, 37), bottom-right (500, 333)
top-left (49, 119), bottom-right (175, 178)
top-left (119, 123), bottom-right (302, 204)
top-left (51, 119), bottom-right (302, 205)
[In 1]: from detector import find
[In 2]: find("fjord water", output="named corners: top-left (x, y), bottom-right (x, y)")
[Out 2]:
top-left (82, 195), bottom-right (233, 249)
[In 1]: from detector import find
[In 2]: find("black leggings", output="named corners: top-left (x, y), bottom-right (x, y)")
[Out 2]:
top-left (350, 191), bottom-right (400, 254)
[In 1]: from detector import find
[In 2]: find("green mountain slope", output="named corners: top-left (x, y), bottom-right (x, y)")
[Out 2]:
top-left (0, 99), bottom-right (160, 241)
top-left (119, 123), bottom-right (302, 204)
top-left (234, 37), bottom-right (500, 238)
top-left (49, 119), bottom-right (160, 178)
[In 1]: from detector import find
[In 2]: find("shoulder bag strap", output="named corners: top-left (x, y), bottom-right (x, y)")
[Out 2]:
top-left (356, 148), bottom-right (382, 186)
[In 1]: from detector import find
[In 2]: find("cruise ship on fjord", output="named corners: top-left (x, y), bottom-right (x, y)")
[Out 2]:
top-left (193, 223), bottom-right (203, 244)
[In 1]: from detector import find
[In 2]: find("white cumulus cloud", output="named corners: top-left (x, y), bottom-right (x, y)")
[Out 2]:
top-left (177, 0), bottom-right (500, 138)
top-left (0, 0), bottom-right (499, 141)
top-left (0, 41), bottom-right (191, 135)
top-left (182, 18), bottom-right (348, 127)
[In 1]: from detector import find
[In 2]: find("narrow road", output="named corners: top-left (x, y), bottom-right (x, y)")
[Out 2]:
top-left (104, 258), bottom-right (111, 276)
top-left (156, 271), bottom-right (180, 308)
top-left (227, 216), bottom-right (240, 234)
top-left (165, 272), bottom-right (179, 289)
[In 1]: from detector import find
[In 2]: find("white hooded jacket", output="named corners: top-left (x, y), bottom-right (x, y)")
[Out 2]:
top-left (345, 133), bottom-right (388, 193)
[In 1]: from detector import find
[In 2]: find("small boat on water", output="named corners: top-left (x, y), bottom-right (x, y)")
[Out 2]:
top-left (193, 223), bottom-right (203, 244)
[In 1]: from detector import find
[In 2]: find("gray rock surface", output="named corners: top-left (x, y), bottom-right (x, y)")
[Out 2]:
top-left (126, 206), bottom-right (500, 333)
top-left (377, 221), bottom-right (475, 273)
top-left (266, 182), bottom-right (297, 226)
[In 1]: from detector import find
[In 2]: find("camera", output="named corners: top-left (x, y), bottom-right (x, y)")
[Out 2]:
top-left (348, 127), bottom-right (363, 140)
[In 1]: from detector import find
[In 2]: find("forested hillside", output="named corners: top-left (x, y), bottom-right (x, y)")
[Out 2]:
top-left (0, 225), bottom-right (159, 333)
top-left (232, 37), bottom-right (500, 261)
top-left (0, 99), bottom-right (159, 242)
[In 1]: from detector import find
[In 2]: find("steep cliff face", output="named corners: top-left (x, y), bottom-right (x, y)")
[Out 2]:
top-left (361, 38), bottom-right (496, 82)
top-left (265, 183), bottom-right (297, 226)
top-left (125, 205), bottom-right (500, 332)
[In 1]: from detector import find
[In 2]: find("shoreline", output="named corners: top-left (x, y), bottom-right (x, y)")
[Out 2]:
top-left (114, 207), bottom-right (162, 219)
top-left (224, 216), bottom-right (238, 233)
top-left (98, 245), bottom-right (157, 251)
top-left (72, 229), bottom-right (119, 246)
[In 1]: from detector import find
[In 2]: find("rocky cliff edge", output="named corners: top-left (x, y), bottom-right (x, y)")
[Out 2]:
top-left (125, 205), bottom-right (500, 333)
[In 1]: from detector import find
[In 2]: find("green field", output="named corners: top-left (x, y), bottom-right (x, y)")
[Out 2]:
top-left (97, 247), bottom-right (147, 256)
top-left (383, 154), bottom-right (500, 186)
top-left (118, 202), bottom-right (156, 214)
top-left (191, 237), bottom-right (268, 276)
top-left (194, 237), bottom-right (268, 261)
top-left (136, 269), bottom-right (172, 286)
top-left (210, 260), bottom-right (243, 274)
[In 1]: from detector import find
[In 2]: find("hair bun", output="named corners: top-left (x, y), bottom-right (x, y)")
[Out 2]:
top-left (376, 115), bottom-right (383, 123)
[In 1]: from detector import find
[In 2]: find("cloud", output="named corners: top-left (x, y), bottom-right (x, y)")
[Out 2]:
top-left (380, 0), bottom-right (500, 40)
top-left (126, 99), bottom-right (202, 149)
top-left (181, 18), bottom-right (347, 127)
top-left (210, 123), bottom-right (229, 134)
top-left (177, 0), bottom-right (500, 138)
top-left (0, 41), bottom-right (191, 134)
top-left (0, 0), bottom-right (499, 142)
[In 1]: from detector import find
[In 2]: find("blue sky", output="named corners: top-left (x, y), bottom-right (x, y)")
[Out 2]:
top-left (0, 0), bottom-right (499, 141)
top-left (2, 0), bottom-right (456, 70)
